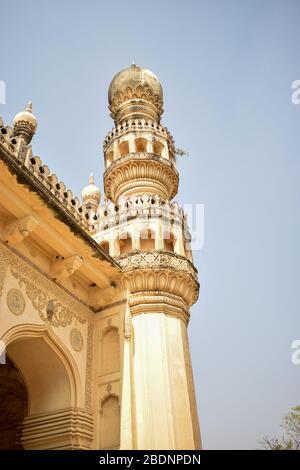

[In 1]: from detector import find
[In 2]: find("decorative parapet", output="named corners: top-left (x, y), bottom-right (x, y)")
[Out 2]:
top-left (96, 194), bottom-right (190, 235)
top-left (103, 118), bottom-right (175, 152)
top-left (0, 119), bottom-right (96, 233)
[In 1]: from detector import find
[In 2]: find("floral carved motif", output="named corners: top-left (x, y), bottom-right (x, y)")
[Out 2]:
top-left (84, 319), bottom-right (94, 410)
top-left (0, 242), bottom-right (88, 328)
top-left (10, 267), bottom-right (87, 327)
top-left (110, 85), bottom-right (163, 116)
top-left (7, 288), bottom-right (25, 316)
top-left (118, 250), bottom-right (197, 279)
top-left (70, 328), bottom-right (83, 352)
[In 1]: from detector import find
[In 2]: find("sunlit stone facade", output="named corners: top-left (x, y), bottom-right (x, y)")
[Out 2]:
top-left (0, 65), bottom-right (201, 450)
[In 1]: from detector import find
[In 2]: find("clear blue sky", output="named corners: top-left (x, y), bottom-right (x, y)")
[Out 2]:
top-left (1, 0), bottom-right (300, 449)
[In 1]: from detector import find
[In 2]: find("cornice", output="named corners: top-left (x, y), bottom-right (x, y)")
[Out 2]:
top-left (0, 141), bottom-right (120, 269)
top-left (117, 250), bottom-right (199, 308)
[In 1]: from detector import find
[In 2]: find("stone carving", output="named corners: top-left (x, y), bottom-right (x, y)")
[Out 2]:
top-left (50, 254), bottom-right (84, 281)
top-left (7, 288), bottom-right (25, 315)
top-left (10, 266), bottom-right (88, 327)
top-left (104, 154), bottom-right (179, 202)
top-left (84, 319), bottom-right (94, 410)
top-left (118, 251), bottom-right (199, 308)
top-left (110, 84), bottom-right (163, 118)
top-left (1, 215), bottom-right (39, 245)
top-left (118, 250), bottom-right (197, 279)
top-left (70, 328), bottom-right (83, 352)
top-left (0, 243), bottom-right (88, 327)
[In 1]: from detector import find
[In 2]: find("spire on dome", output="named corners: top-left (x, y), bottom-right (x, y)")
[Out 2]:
top-left (13, 101), bottom-right (38, 144)
top-left (81, 173), bottom-right (101, 212)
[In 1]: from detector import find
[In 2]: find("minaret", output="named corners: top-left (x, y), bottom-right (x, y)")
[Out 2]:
top-left (97, 64), bottom-right (201, 449)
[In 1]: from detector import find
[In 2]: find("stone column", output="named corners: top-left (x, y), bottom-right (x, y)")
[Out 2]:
top-left (128, 292), bottom-right (201, 450)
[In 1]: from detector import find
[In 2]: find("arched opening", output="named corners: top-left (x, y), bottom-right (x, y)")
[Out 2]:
top-left (101, 327), bottom-right (120, 375)
top-left (0, 356), bottom-right (28, 450)
top-left (118, 141), bottom-right (129, 157)
top-left (100, 395), bottom-right (120, 449)
top-left (106, 150), bottom-right (113, 168)
top-left (100, 240), bottom-right (110, 254)
top-left (119, 233), bottom-right (132, 255)
top-left (0, 329), bottom-right (79, 450)
top-left (7, 336), bottom-right (73, 415)
top-left (153, 140), bottom-right (164, 157)
top-left (135, 137), bottom-right (147, 153)
top-left (140, 228), bottom-right (156, 251)
top-left (164, 231), bottom-right (175, 252)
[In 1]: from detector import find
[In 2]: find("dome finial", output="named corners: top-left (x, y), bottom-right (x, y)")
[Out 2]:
top-left (26, 101), bottom-right (33, 113)
top-left (82, 173), bottom-right (101, 210)
top-left (13, 100), bottom-right (38, 143)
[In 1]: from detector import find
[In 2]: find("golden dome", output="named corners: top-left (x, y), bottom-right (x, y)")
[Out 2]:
top-left (13, 101), bottom-right (38, 134)
top-left (108, 63), bottom-right (164, 123)
top-left (82, 173), bottom-right (101, 207)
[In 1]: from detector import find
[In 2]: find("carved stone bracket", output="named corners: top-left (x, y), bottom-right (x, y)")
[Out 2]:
top-left (1, 215), bottom-right (39, 245)
top-left (118, 251), bottom-right (199, 311)
top-left (50, 254), bottom-right (84, 281)
top-left (89, 284), bottom-right (120, 309)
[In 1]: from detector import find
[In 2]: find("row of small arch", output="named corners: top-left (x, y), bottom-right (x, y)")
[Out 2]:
top-left (99, 228), bottom-right (192, 260)
top-left (105, 137), bottom-right (173, 166)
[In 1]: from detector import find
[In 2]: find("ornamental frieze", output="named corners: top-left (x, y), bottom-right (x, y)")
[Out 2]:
top-left (10, 268), bottom-right (87, 327)
top-left (118, 250), bottom-right (198, 280)
top-left (0, 242), bottom-right (88, 327)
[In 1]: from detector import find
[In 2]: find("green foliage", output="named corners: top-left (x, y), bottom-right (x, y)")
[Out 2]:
top-left (260, 406), bottom-right (300, 450)
top-left (175, 148), bottom-right (189, 157)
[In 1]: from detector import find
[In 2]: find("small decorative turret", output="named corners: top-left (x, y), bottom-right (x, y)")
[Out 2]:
top-left (81, 173), bottom-right (101, 214)
top-left (13, 101), bottom-right (38, 144)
